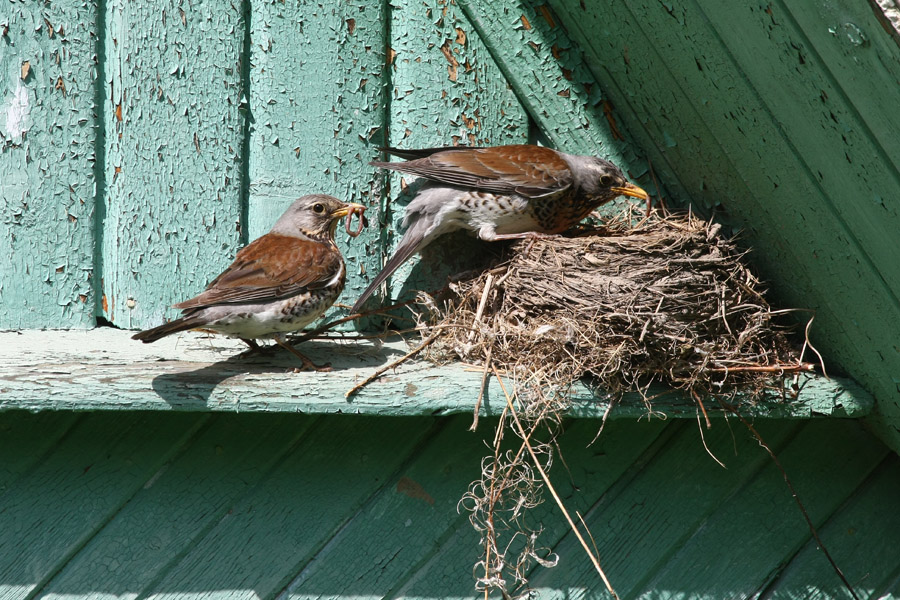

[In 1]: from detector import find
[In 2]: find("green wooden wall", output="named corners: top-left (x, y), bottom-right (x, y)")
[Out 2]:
top-left (526, 0), bottom-right (900, 454)
top-left (0, 0), bottom-right (644, 332)
top-left (0, 411), bottom-right (897, 600)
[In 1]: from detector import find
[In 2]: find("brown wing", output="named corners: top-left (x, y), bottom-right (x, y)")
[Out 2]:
top-left (374, 145), bottom-right (573, 198)
top-left (173, 234), bottom-right (343, 309)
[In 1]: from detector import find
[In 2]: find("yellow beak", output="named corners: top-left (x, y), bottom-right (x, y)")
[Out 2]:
top-left (331, 203), bottom-right (367, 219)
top-left (611, 182), bottom-right (650, 201)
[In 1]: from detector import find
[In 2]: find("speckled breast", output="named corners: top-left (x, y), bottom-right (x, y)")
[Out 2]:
top-left (528, 190), bottom-right (599, 233)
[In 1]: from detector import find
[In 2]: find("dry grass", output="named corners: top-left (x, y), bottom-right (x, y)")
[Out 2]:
top-left (418, 210), bottom-right (811, 412)
top-left (410, 209), bottom-right (816, 598)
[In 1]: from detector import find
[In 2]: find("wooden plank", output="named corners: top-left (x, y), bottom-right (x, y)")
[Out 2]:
top-left (140, 415), bottom-right (436, 600)
top-left (759, 454), bottom-right (900, 600)
top-left (247, 0), bottom-right (386, 318)
top-left (628, 420), bottom-right (888, 599)
top-left (101, 0), bottom-right (245, 329)
top-left (546, 0), bottom-right (900, 454)
top-left (453, 0), bottom-right (661, 200)
top-left (0, 412), bottom-right (80, 492)
top-left (277, 415), bottom-right (490, 599)
top-left (366, 0), bottom-right (531, 309)
top-left (0, 412), bottom-right (205, 599)
top-left (391, 418), bottom-right (673, 599)
top-left (0, 2), bottom-right (99, 328)
top-left (0, 329), bottom-right (873, 419)
top-left (525, 420), bottom-right (802, 598)
top-left (34, 413), bottom-right (320, 600)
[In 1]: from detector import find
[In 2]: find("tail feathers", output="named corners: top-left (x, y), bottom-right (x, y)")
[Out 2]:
top-left (132, 313), bottom-right (207, 343)
top-left (350, 223), bottom-right (429, 314)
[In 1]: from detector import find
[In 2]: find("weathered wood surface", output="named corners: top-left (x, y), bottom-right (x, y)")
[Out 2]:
top-left (0, 2), bottom-right (99, 328)
top-left (101, 0), bottom-right (246, 330)
top-left (248, 0), bottom-right (386, 322)
top-left (0, 329), bottom-right (874, 419)
top-left (544, 0), bottom-right (900, 452)
top-left (369, 0), bottom-right (531, 312)
top-left (0, 412), bottom-right (895, 600)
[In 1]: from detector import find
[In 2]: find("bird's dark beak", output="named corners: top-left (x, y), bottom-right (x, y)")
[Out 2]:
top-left (612, 182), bottom-right (650, 201)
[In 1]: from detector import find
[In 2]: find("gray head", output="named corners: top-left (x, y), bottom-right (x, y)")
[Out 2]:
top-left (563, 154), bottom-right (650, 204)
top-left (269, 194), bottom-right (366, 240)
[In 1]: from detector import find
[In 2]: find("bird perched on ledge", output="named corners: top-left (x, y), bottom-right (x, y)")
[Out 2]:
top-left (350, 144), bottom-right (650, 314)
top-left (133, 194), bottom-right (366, 371)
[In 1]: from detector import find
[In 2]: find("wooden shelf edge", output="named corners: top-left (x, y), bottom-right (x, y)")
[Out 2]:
top-left (0, 329), bottom-right (874, 419)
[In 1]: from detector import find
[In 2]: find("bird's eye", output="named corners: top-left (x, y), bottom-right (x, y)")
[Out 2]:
top-left (313, 203), bottom-right (325, 214)
top-left (599, 174), bottom-right (615, 187)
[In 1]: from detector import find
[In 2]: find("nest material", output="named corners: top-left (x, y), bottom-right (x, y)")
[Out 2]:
top-left (420, 211), bottom-right (806, 407)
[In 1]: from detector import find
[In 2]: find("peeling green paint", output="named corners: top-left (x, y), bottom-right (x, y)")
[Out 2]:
top-left (248, 0), bottom-right (387, 323)
top-left (0, 3), bottom-right (99, 328)
top-left (101, 0), bottom-right (246, 330)
top-left (547, 0), bottom-right (900, 453)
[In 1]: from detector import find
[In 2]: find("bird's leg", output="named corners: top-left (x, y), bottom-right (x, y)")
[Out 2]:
top-left (237, 338), bottom-right (280, 358)
top-left (275, 338), bottom-right (333, 372)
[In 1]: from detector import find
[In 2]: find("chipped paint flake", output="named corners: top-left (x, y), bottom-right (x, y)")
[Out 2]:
top-left (3, 82), bottom-right (31, 142)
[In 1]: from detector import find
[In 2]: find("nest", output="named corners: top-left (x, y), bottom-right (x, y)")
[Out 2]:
top-left (409, 210), bottom-right (818, 598)
top-left (419, 210), bottom-right (813, 413)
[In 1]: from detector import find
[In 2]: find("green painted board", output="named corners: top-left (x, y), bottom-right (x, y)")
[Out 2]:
top-left (33, 414), bottom-right (319, 600)
top-left (247, 0), bottom-right (387, 321)
top-left (0, 2), bottom-right (99, 328)
top-left (546, 0), bottom-right (900, 454)
top-left (371, 0), bottom-right (530, 310)
top-left (0, 412), bottom-right (79, 493)
top-left (527, 420), bottom-right (802, 598)
top-left (0, 412), bottom-right (204, 599)
top-left (391, 417), bottom-right (672, 599)
top-left (0, 328), bottom-right (874, 419)
top-left (630, 420), bottom-right (888, 599)
top-left (139, 416), bottom-right (435, 600)
top-left (101, 0), bottom-right (245, 329)
top-left (0, 412), bottom-right (896, 599)
top-left (279, 418), bottom-right (493, 599)
top-left (760, 454), bottom-right (900, 599)
top-left (454, 0), bottom-right (654, 190)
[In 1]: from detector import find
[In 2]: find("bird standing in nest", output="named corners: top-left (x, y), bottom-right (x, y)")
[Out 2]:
top-left (133, 194), bottom-right (367, 371)
top-left (351, 144), bottom-right (650, 313)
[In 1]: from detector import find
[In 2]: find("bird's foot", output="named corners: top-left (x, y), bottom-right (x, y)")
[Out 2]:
top-left (238, 338), bottom-right (278, 358)
top-left (275, 339), bottom-right (332, 372)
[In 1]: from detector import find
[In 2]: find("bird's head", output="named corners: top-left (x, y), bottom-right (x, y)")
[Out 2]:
top-left (270, 194), bottom-right (367, 240)
top-left (569, 155), bottom-right (650, 205)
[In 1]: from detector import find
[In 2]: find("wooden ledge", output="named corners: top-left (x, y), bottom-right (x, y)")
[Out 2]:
top-left (0, 328), bottom-right (874, 419)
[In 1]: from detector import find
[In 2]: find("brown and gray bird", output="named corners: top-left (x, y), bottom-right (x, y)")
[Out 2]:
top-left (133, 194), bottom-right (366, 370)
top-left (351, 144), bottom-right (649, 313)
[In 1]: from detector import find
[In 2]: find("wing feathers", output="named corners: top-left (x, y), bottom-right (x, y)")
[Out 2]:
top-left (373, 145), bottom-right (573, 198)
top-left (174, 235), bottom-right (343, 309)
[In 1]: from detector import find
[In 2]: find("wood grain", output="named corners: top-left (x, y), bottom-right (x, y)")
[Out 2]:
top-left (0, 2), bottom-right (99, 328)
top-left (0, 329), bottom-right (873, 419)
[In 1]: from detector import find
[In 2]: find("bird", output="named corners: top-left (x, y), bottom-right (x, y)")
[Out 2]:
top-left (350, 144), bottom-right (650, 314)
top-left (133, 194), bottom-right (367, 371)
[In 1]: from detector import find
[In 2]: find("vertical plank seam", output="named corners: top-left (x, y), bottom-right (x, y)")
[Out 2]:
top-left (91, 0), bottom-right (109, 324)
top-left (239, 0), bottom-right (252, 247)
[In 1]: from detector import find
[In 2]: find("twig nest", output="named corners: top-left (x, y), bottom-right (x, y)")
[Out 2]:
top-left (420, 210), bottom-right (811, 406)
